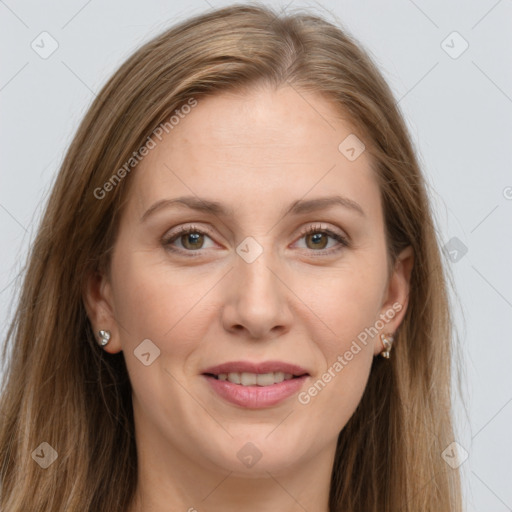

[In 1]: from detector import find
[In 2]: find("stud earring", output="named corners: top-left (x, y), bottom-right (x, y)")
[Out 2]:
top-left (380, 333), bottom-right (394, 359)
top-left (97, 330), bottom-right (111, 347)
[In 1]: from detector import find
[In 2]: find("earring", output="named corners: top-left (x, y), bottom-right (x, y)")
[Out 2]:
top-left (380, 333), bottom-right (394, 359)
top-left (97, 330), bottom-right (111, 347)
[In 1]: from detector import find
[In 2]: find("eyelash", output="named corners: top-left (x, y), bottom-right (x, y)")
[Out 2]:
top-left (162, 224), bottom-right (349, 258)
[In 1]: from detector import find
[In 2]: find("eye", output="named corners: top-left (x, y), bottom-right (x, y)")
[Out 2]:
top-left (294, 224), bottom-right (349, 255)
top-left (162, 223), bottom-right (349, 257)
top-left (163, 225), bottom-right (215, 255)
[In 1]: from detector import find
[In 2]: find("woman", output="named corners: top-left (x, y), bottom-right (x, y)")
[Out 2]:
top-left (0, 4), bottom-right (463, 511)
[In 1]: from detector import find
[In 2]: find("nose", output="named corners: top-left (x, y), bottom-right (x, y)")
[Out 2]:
top-left (221, 245), bottom-right (293, 340)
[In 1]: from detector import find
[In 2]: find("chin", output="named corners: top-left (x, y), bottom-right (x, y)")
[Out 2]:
top-left (203, 434), bottom-right (305, 476)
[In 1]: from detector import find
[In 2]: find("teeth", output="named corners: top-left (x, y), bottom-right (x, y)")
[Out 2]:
top-left (227, 372), bottom-right (240, 384)
top-left (274, 372), bottom-right (286, 383)
top-left (215, 371), bottom-right (297, 386)
top-left (256, 372), bottom-right (278, 386)
top-left (240, 372), bottom-right (257, 386)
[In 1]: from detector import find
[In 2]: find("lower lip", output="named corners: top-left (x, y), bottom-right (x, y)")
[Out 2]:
top-left (203, 375), bottom-right (309, 409)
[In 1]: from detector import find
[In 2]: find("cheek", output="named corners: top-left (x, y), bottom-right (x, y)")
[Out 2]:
top-left (110, 249), bottom-right (217, 352)
top-left (295, 267), bottom-right (382, 433)
top-left (295, 258), bottom-right (387, 353)
top-left (109, 251), bottom-right (218, 419)
top-left (301, 257), bottom-right (388, 422)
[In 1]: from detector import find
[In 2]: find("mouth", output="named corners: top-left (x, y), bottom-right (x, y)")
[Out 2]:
top-left (203, 371), bottom-right (308, 387)
top-left (201, 360), bottom-right (310, 387)
top-left (200, 360), bottom-right (310, 408)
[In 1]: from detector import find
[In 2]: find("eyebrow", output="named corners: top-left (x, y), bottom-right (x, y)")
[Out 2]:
top-left (140, 194), bottom-right (365, 222)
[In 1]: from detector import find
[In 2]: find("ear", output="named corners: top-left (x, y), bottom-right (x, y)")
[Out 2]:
top-left (373, 245), bottom-right (414, 356)
top-left (83, 269), bottom-right (123, 353)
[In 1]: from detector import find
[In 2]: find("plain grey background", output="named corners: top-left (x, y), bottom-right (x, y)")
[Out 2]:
top-left (1, 1), bottom-right (511, 510)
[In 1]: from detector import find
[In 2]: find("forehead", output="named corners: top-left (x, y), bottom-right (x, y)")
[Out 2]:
top-left (129, 85), bottom-right (380, 220)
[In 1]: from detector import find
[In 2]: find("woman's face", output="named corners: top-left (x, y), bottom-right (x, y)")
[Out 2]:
top-left (86, 85), bottom-right (412, 477)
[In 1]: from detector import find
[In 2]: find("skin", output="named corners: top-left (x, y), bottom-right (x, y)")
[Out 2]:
top-left (85, 84), bottom-right (413, 512)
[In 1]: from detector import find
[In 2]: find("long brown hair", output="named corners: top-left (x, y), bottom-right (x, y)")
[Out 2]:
top-left (0, 4), bottom-right (463, 510)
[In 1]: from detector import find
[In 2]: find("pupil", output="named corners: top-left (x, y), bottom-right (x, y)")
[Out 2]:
top-left (308, 233), bottom-right (327, 249)
top-left (184, 233), bottom-right (202, 249)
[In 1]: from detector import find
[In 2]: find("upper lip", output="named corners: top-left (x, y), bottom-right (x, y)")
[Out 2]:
top-left (202, 360), bottom-right (310, 376)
